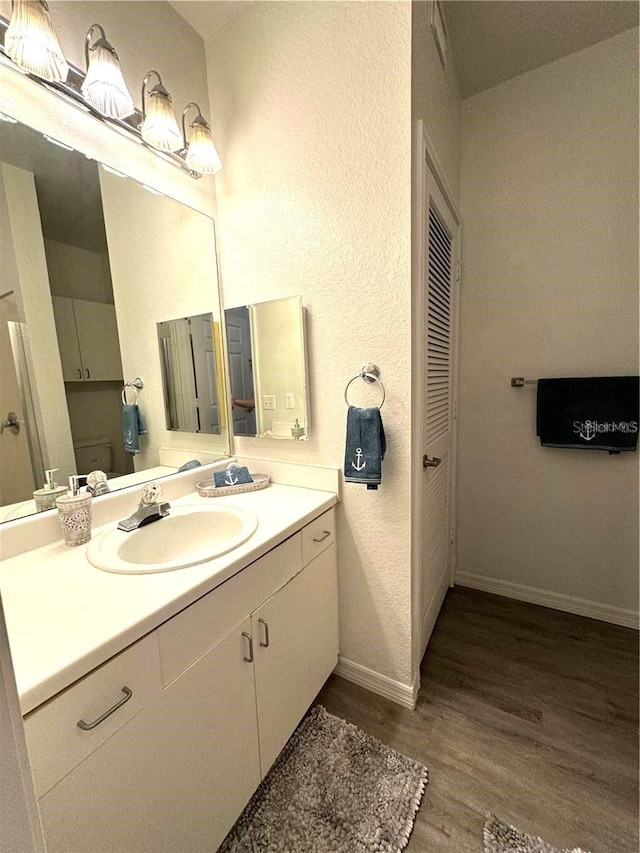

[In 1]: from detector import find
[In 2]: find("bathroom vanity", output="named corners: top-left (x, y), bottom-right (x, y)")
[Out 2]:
top-left (0, 473), bottom-right (338, 852)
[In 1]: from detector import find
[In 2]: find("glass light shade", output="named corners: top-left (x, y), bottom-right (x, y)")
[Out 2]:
top-left (186, 121), bottom-right (223, 175)
top-left (81, 42), bottom-right (134, 119)
top-left (5, 0), bottom-right (69, 82)
top-left (140, 90), bottom-right (183, 153)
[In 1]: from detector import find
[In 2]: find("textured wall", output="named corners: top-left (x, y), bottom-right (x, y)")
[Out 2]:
top-left (457, 30), bottom-right (639, 618)
top-left (412, 0), bottom-right (462, 199)
top-left (206, 1), bottom-right (414, 687)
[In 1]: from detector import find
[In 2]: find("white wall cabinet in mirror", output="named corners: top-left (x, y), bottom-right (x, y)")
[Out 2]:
top-left (0, 113), bottom-right (229, 524)
top-left (225, 296), bottom-right (310, 440)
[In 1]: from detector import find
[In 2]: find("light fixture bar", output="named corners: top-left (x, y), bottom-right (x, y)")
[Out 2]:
top-left (0, 15), bottom-right (200, 178)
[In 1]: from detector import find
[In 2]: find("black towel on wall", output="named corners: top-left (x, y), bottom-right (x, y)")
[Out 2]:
top-left (536, 376), bottom-right (639, 452)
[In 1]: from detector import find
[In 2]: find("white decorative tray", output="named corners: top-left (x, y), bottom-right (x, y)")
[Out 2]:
top-left (196, 473), bottom-right (271, 498)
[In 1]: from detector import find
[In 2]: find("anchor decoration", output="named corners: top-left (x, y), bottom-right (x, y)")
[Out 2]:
top-left (579, 420), bottom-right (596, 442)
top-left (351, 448), bottom-right (366, 472)
top-left (225, 468), bottom-right (239, 486)
top-left (125, 429), bottom-right (134, 446)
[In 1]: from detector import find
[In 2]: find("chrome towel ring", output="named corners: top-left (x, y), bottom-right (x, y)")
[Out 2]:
top-left (122, 376), bottom-right (144, 405)
top-left (344, 363), bottom-right (385, 409)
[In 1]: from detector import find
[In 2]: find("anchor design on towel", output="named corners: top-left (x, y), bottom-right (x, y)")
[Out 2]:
top-left (579, 420), bottom-right (596, 442)
top-left (225, 469), bottom-right (239, 486)
top-left (351, 448), bottom-right (366, 472)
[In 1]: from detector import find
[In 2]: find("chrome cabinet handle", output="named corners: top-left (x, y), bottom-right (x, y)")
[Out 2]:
top-left (85, 368), bottom-right (91, 379)
top-left (312, 530), bottom-right (331, 543)
top-left (422, 455), bottom-right (442, 469)
top-left (242, 631), bottom-right (254, 663)
top-left (77, 368), bottom-right (82, 379)
top-left (77, 686), bottom-right (132, 731)
top-left (258, 618), bottom-right (270, 648)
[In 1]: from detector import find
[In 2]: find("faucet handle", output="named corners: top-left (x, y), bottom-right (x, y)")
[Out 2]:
top-left (141, 481), bottom-right (163, 505)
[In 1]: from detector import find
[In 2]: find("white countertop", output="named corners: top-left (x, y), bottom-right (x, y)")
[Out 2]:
top-left (0, 484), bottom-right (336, 715)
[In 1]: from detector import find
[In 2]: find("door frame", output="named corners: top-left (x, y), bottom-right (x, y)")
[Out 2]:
top-left (411, 120), bottom-right (462, 689)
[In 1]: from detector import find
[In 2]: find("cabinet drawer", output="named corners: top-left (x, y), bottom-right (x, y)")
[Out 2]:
top-left (24, 631), bottom-right (162, 798)
top-left (301, 508), bottom-right (336, 566)
top-left (158, 533), bottom-right (303, 685)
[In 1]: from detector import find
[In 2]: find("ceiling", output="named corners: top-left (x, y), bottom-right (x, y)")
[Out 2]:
top-left (0, 119), bottom-right (106, 254)
top-left (168, 0), bottom-right (251, 40)
top-left (442, 0), bottom-right (639, 97)
top-left (170, 0), bottom-right (639, 98)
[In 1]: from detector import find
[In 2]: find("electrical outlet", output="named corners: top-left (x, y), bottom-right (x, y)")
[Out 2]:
top-left (263, 395), bottom-right (276, 410)
top-left (285, 393), bottom-right (295, 409)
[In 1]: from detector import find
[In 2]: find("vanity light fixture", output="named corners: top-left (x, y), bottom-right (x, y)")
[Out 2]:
top-left (81, 24), bottom-right (134, 120)
top-left (140, 70), bottom-right (182, 153)
top-left (4, 0), bottom-right (68, 82)
top-left (181, 102), bottom-right (222, 176)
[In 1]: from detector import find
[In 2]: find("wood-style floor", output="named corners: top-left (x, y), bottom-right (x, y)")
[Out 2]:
top-left (316, 587), bottom-right (639, 853)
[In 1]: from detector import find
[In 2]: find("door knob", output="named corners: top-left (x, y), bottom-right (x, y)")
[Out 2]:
top-left (0, 412), bottom-right (20, 435)
top-left (422, 455), bottom-right (441, 469)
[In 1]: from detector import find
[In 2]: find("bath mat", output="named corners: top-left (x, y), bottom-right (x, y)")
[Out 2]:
top-left (484, 814), bottom-right (591, 853)
top-left (218, 704), bottom-right (428, 852)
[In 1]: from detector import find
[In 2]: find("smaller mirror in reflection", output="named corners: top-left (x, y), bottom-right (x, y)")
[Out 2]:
top-left (225, 296), bottom-right (309, 440)
top-left (157, 312), bottom-right (223, 434)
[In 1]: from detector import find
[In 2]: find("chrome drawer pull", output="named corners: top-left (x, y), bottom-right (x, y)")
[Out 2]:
top-left (242, 631), bottom-right (254, 663)
top-left (258, 618), bottom-right (270, 648)
top-left (312, 530), bottom-right (331, 543)
top-left (77, 686), bottom-right (132, 731)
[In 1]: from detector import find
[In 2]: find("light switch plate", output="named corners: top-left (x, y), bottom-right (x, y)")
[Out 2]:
top-left (285, 393), bottom-right (295, 409)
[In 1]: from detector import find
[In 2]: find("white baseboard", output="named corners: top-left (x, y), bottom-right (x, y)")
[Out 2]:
top-left (455, 572), bottom-right (639, 630)
top-left (334, 658), bottom-right (418, 710)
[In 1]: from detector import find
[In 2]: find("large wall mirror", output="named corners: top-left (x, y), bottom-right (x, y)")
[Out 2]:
top-left (225, 296), bottom-right (309, 440)
top-left (0, 113), bottom-right (229, 523)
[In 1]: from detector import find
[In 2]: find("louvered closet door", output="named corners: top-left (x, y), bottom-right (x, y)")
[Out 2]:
top-left (420, 167), bottom-right (458, 658)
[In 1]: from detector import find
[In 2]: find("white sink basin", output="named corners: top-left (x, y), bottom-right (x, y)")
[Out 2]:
top-left (87, 504), bottom-right (258, 574)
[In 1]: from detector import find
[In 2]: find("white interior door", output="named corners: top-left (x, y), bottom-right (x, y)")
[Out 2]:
top-left (225, 307), bottom-right (256, 436)
top-left (190, 315), bottom-right (220, 433)
top-left (0, 293), bottom-right (37, 504)
top-left (414, 127), bottom-right (460, 664)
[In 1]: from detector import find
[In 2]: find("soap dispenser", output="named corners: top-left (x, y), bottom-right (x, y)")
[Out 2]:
top-left (56, 476), bottom-right (92, 547)
top-left (33, 468), bottom-right (68, 513)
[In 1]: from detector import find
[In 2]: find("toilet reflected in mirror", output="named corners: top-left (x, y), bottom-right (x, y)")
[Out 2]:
top-left (224, 296), bottom-right (309, 440)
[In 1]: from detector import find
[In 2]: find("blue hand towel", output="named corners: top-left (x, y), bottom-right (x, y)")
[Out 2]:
top-left (136, 405), bottom-right (148, 436)
top-left (214, 466), bottom-right (253, 487)
top-left (122, 404), bottom-right (147, 455)
top-left (177, 459), bottom-right (202, 473)
top-left (343, 406), bottom-right (386, 489)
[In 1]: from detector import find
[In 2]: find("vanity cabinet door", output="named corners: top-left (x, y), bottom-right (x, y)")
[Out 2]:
top-left (252, 543), bottom-right (339, 776)
top-left (38, 619), bottom-right (260, 853)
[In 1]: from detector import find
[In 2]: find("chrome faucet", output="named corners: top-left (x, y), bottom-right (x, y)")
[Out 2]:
top-left (117, 481), bottom-right (170, 532)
